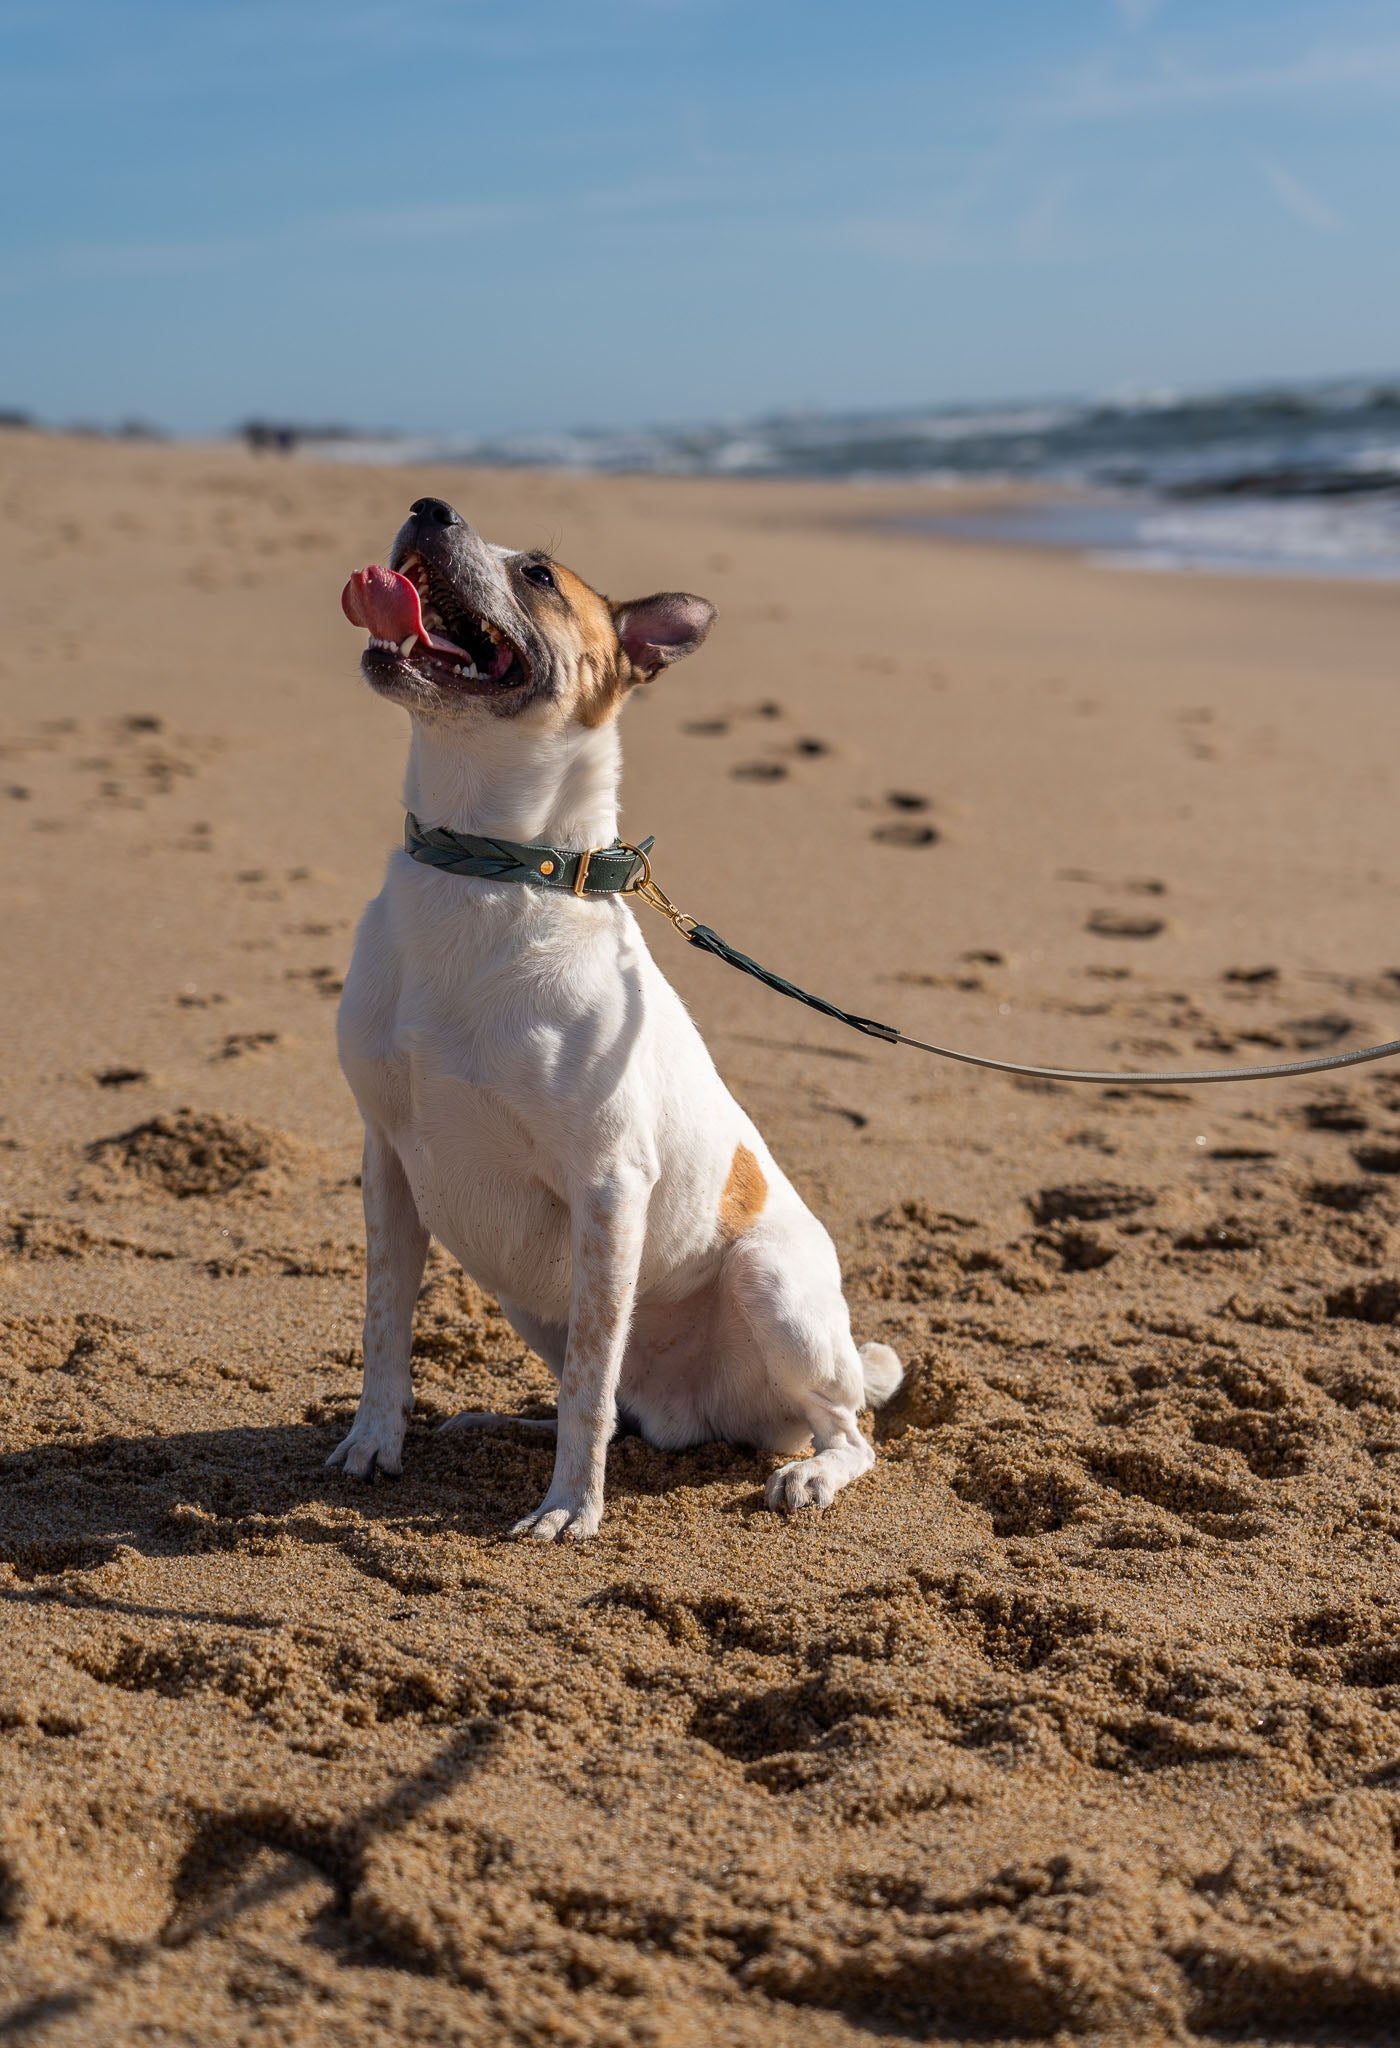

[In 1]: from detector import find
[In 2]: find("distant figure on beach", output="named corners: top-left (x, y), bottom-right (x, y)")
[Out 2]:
top-left (243, 420), bottom-right (297, 456)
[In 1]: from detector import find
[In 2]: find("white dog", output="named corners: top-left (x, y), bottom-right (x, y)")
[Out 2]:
top-left (331, 496), bottom-right (902, 1540)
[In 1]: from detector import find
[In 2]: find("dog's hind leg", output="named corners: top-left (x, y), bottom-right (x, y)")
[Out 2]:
top-left (763, 1342), bottom-right (876, 1513)
top-left (327, 1127), bottom-right (428, 1479)
top-left (728, 1227), bottom-right (893, 1512)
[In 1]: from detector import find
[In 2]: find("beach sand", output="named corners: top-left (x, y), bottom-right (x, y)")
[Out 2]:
top-left (3, 431), bottom-right (1400, 2045)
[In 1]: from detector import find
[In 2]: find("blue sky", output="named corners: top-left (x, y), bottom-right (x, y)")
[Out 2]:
top-left (4, 0), bottom-right (1399, 435)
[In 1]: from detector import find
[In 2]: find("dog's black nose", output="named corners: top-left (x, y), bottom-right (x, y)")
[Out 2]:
top-left (409, 497), bottom-right (463, 528)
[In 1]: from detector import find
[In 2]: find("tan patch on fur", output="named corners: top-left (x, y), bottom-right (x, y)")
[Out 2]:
top-left (719, 1144), bottom-right (767, 1241)
top-left (550, 563), bottom-right (630, 728)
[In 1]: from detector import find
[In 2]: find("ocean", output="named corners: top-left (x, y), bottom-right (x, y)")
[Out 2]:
top-left (316, 375), bottom-right (1400, 582)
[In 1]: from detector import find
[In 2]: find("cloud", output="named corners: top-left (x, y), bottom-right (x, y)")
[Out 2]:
top-left (1253, 153), bottom-right (1345, 233)
top-left (1037, 38), bottom-right (1400, 121)
top-left (1112, 0), bottom-right (1166, 26)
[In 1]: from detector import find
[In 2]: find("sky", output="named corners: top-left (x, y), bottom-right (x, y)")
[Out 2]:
top-left (3, 0), bottom-right (1399, 437)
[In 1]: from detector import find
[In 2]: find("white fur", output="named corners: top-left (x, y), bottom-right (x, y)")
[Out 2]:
top-left (331, 538), bottom-right (902, 1541)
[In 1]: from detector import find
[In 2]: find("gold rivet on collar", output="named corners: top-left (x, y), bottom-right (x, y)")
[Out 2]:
top-left (539, 860), bottom-right (556, 876)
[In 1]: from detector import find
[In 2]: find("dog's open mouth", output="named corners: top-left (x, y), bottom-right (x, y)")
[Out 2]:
top-left (341, 554), bottom-right (529, 691)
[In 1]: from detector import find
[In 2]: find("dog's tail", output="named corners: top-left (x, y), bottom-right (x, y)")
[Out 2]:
top-left (858, 1340), bottom-right (904, 1409)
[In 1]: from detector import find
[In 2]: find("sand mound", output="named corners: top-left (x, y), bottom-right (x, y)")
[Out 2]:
top-left (82, 1109), bottom-right (309, 1200)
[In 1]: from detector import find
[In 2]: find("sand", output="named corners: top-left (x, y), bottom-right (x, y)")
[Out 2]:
top-left (3, 431), bottom-right (1400, 2046)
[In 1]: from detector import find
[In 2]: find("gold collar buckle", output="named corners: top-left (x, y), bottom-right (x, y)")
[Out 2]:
top-left (616, 841), bottom-right (697, 936)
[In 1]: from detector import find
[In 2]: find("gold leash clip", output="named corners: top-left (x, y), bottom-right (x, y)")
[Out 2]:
top-left (616, 841), bottom-right (697, 937)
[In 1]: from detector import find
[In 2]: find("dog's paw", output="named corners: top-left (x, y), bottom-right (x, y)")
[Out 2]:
top-left (509, 1493), bottom-right (602, 1543)
top-left (325, 1414), bottom-right (406, 1480)
top-left (765, 1457), bottom-right (838, 1513)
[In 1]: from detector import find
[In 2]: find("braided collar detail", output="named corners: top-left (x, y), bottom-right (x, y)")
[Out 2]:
top-left (403, 813), bottom-right (653, 898)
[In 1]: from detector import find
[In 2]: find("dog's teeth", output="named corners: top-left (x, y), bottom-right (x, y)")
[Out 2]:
top-left (400, 635), bottom-right (418, 656)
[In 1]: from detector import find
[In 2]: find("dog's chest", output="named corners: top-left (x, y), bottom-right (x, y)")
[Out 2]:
top-left (337, 876), bottom-right (644, 1305)
top-left (347, 1009), bottom-right (577, 1306)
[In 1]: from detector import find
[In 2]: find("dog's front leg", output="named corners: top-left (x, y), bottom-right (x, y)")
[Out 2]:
top-left (327, 1127), bottom-right (428, 1479)
top-left (510, 1170), bottom-right (651, 1543)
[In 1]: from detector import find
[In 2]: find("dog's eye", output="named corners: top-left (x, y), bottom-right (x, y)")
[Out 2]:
top-left (521, 561), bottom-right (557, 591)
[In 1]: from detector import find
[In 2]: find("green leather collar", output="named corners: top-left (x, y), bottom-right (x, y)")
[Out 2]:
top-left (404, 812), bottom-right (654, 897)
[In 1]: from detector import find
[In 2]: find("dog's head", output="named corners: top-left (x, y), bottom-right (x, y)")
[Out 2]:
top-left (343, 498), bottom-right (715, 728)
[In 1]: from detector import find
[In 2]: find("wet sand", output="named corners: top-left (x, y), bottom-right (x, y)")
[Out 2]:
top-left (3, 432), bottom-right (1400, 2044)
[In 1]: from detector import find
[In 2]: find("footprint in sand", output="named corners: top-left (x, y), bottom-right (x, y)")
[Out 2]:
top-left (216, 1031), bottom-right (280, 1061)
top-left (1029, 1181), bottom-right (1156, 1224)
top-left (1277, 1013), bottom-right (1355, 1051)
top-left (1354, 1143), bottom-right (1400, 1176)
top-left (93, 1066), bottom-right (149, 1089)
top-left (731, 760), bottom-right (788, 782)
top-left (693, 702), bottom-right (786, 747)
top-left (873, 821), bottom-right (939, 847)
top-left (1306, 1180), bottom-right (1382, 1214)
top-left (235, 867), bottom-right (287, 901)
top-left (286, 966), bottom-right (344, 998)
top-left (1086, 909), bottom-right (1166, 940)
top-left (870, 790), bottom-right (939, 848)
top-left (1300, 1097), bottom-right (1368, 1133)
top-left (1326, 1278), bottom-right (1400, 1325)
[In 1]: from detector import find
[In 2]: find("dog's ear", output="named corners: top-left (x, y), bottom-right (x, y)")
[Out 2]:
top-left (612, 592), bottom-right (715, 682)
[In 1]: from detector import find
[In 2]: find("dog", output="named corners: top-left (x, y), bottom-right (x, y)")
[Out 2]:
top-left (331, 496), bottom-right (903, 1540)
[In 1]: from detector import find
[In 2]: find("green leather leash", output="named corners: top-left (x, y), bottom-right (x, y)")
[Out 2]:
top-left (405, 814), bottom-right (1400, 1088)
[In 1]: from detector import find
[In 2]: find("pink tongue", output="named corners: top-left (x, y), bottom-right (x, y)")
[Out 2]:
top-left (340, 564), bottom-right (516, 677)
top-left (341, 565), bottom-right (425, 644)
